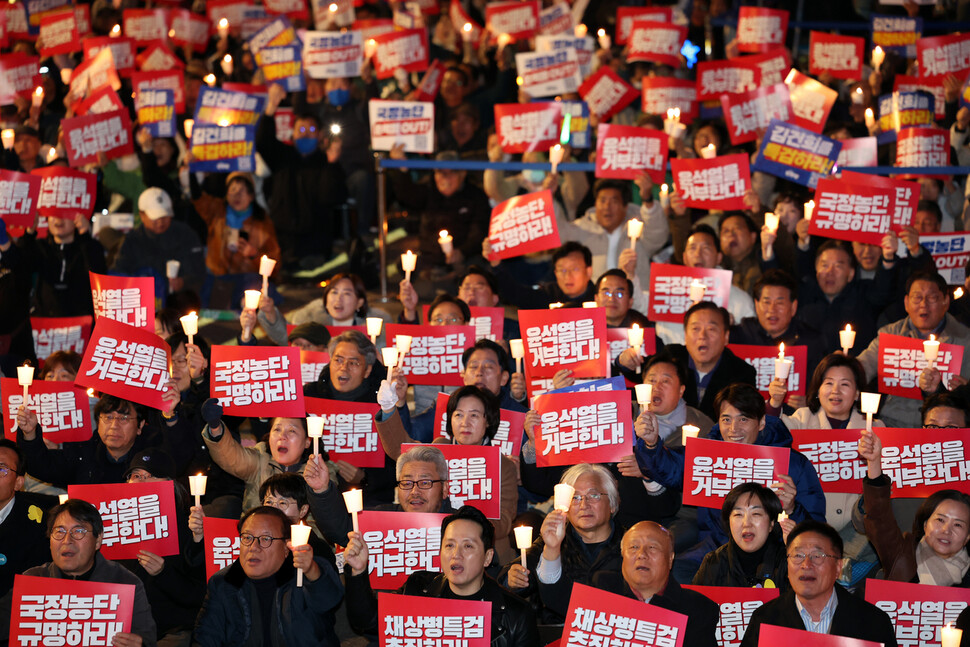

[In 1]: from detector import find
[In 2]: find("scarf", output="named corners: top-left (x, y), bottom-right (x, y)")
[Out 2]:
top-left (656, 400), bottom-right (688, 442)
top-left (226, 204), bottom-right (253, 230)
top-left (916, 536), bottom-right (970, 586)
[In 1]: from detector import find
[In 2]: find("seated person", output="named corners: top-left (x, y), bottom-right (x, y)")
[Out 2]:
top-left (343, 506), bottom-right (539, 647)
top-left (259, 473), bottom-right (336, 567)
top-left (0, 439), bottom-right (54, 597)
top-left (595, 269), bottom-right (652, 328)
top-left (487, 242), bottom-right (597, 309)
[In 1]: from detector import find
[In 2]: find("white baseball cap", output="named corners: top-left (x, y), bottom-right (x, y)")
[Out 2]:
top-left (138, 187), bottom-right (174, 221)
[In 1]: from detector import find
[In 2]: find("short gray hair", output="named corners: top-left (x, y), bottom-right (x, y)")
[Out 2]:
top-left (396, 445), bottom-right (449, 482)
top-left (560, 463), bottom-right (619, 515)
top-left (327, 330), bottom-right (377, 367)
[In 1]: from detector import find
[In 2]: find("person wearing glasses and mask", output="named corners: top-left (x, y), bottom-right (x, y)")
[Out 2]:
top-left (0, 499), bottom-right (157, 646)
top-left (193, 506), bottom-right (343, 647)
top-left (741, 520), bottom-right (897, 647)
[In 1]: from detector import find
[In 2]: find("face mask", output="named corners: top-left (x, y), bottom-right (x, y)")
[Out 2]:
top-left (327, 88), bottom-right (350, 107)
top-left (294, 137), bottom-right (318, 156)
top-left (524, 169), bottom-right (545, 185)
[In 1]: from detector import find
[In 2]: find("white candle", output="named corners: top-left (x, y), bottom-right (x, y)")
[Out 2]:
top-left (204, 74), bottom-right (216, 87)
top-left (871, 46), bottom-right (885, 70)
top-left (956, 287), bottom-right (965, 300)
top-left (166, 259), bottom-right (180, 280)
top-left (549, 144), bottom-right (564, 174)
top-left (497, 32), bottom-right (512, 56)
top-left (774, 358), bottom-right (793, 380)
top-left (381, 347), bottom-right (398, 370)
top-left (183, 119), bottom-right (194, 139)
top-left (221, 54), bottom-right (233, 76)
top-left (700, 143), bottom-right (716, 159)
top-left (343, 489), bottom-right (364, 532)
top-left (110, 23), bottom-right (121, 37)
top-left (461, 22), bottom-right (473, 41)
top-left (941, 624), bottom-right (963, 647)
top-left (777, 510), bottom-right (788, 523)
top-left (0, 129), bottom-right (13, 150)
top-left (58, 494), bottom-right (69, 504)
top-left (852, 87), bottom-right (864, 105)
top-left (627, 218), bottom-right (643, 248)
top-left (860, 392), bottom-right (881, 433)
top-left (180, 312), bottom-right (198, 346)
top-left (804, 199), bottom-right (815, 221)
top-left (31, 86), bottom-right (44, 108)
top-left (366, 317), bottom-right (383, 344)
top-left (243, 289), bottom-right (261, 312)
top-left (865, 108), bottom-right (875, 130)
top-left (438, 230), bottom-right (453, 255)
top-left (923, 334), bottom-right (940, 366)
top-left (574, 23), bottom-right (587, 38)
top-left (681, 424), bottom-right (700, 446)
top-left (659, 183), bottom-right (670, 210)
top-left (635, 383), bottom-right (652, 408)
top-left (17, 364), bottom-right (32, 402)
top-left (60, 68), bottom-right (72, 85)
top-left (627, 324), bottom-right (644, 349)
top-left (307, 416), bottom-right (324, 456)
top-left (764, 212), bottom-right (779, 234)
top-left (548, 302), bottom-right (564, 309)
top-left (513, 525), bottom-right (532, 568)
top-left (689, 279), bottom-right (706, 304)
top-left (840, 324), bottom-right (856, 355)
top-left (597, 28), bottom-right (610, 50)
top-left (582, 302), bottom-right (598, 309)
top-left (188, 473), bottom-right (207, 507)
top-left (509, 339), bottom-right (524, 375)
top-left (395, 335), bottom-right (412, 367)
top-left (217, 17), bottom-right (229, 39)
top-left (46, 146), bottom-right (57, 164)
top-left (290, 522), bottom-right (312, 587)
top-left (553, 483), bottom-right (575, 512)
top-left (401, 251), bottom-right (416, 282)
top-left (364, 39), bottom-right (377, 59)
top-left (259, 255), bottom-right (276, 295)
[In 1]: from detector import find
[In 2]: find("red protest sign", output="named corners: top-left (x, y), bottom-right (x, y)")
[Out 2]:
top-left (67, 481), bottom-right (179, 559)
top-left (606, 327), bottom-right (656, 363)
top-left (0, 53), bottom-right (39, 105)
top-left (210, 345), bottom-right (305, 417)
top-left (493, 102), bottom-right (562, 153)
top-left (299, 349), bottom-right (329, 384)
top-left (896, 127), bottom-right (949, 179)
top-left (721, 83), bottom-right (792, 145)
top-left (432, 394), bottom-right (525, 459)
top-left (359, 511), bottom-right (446, 589)
top-left (790, 429), bottom-right (866, 494)
top-left (206, 0), bottom-right (252, 32)
top-left (615, 7), bottom-right (670, 45)
top-left (413, 59), bottom-right (446, 102)
top-left (641, 77), bottom-right (698, 123)
top-left (264, 0), bottom-right (308, 20)
top-left (864, 579), bottom-right (970, 634)
top-left (449, 0), bottom-right (482, 44)
top-left (917, 33), bottom-right (970, 82)
top-left (82, 37), bottom-right (135, 78)
top-left (89, 272), bottom-right (154, 332)
top-left (73, 4), bottom-right (90, 37)
top-left (696, 58), bottom-right (760, 101)
top-left (737, 7), bottom-right (788, 53)
top-left (488, 189), bottom-right (561, 262)
top-left (73, 46), bottom-right (122, 97)
top-left (5, 4), bottom-right (29, 41)
top-left (1, 378), bottom-right (91, 443)
top-left (75, 86), bottom-right (126, 116)
top-left (122, 8), bottom-right (169, 45)
top-left (595, 124), bottom-right (667, 183)
top-left (10, 575), bottom-right (135, 646)
top-left (468, 306), bottom-right (504, 342)
top-left (647, 263), bottom-right (732, 324)
top-left (203, 516), bottom-right (240, 580)
top-left (520, 308), bottom-right (607, 383)
top-left (379, 592), bottom-right (490, 646)
top-left (485, 0), bottom-right (538, 41)
top-left (137, 43), bottom-right (185, 72)
top-left (878, 332), bottom-right (964, 400)
top-left (402, 443), bottom-right (501, 518)
top-left (670, 154), bottom-right (751, 211)
top-left (63, 109), bottom-right (134, 167)
top-left (384, 324), bottom-right (475, 386)
top-left (809, 32), bottom-right (864, 80)
top-left (579, 66), bottom-right (639, 121)
top-left (627, 20), bottom-right (685, 67)
top-left (809, 176), bottom-right (919, 246)
top-left (837, 137), bottom-right (878, 168)
top-left (682, 585), bottom-right (779, 641)
top-left (0, 169), bottom-right (41, 229)
top-left (786, 70), bottom-right (837, 134)
top-left (760, 624), bottom-right (883, 647)
top-left (727, 343), bottom-right (808, 397)
top-left (131, 69), bottom-right (185, 114)
top-left (531, 390), bottom-right (632, 467)
top-left (372, 27), bottom-right (427, 80)
top-left (565, 583), bottom-right (687, 647)
top-left (31, 315), bottom-right (93, 362)
top-left (169, 9), bottom-right (210, 52)
top-left (0, 6), bottom-right (7, 48)
top-left (33, 167), bottom-right (96, 221)
top-left (682, 437), bottom-right (790, 508)
top-left (76, 318), bottom-right (170, 410)
top-left (38, 7), bottom-right (79, 57)
top-left (305, 398), bottom-right (384, 468)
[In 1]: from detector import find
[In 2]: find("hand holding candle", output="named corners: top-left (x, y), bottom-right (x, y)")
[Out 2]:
top-left (549, 144), bottom-right (564, 174)
top-left (941, 624), bottom-right (963, 647)
top-left (438, 230), bottom-right (453, 256)
top-left (259, 255), bottom-right (276, 295)
top-left (513, 525), bottom-right (532, 568)
top-left (627, 218), bottom-right (643, 249)
top-left (764, 212), bottom-right (779, 234)
top-left (804, 199), bottom-right (815, 221)
top-left (188, 473), bottom-right (207, 507)
top-left (180, 312), bottom-right (198, 346)
top-left (860, 391), bottom-right (881, 433)
top-left (343, 489), bottom-right (364, 532)
top-left (871, 46), bottom-right (885, 70)
top-left (689, 279), bottom-right (706, 304)
top-left (307, 416), bottom-right (324, 456)
top-left (635, 383), bottom-right (652, 409)
top-left (401, 250), bottom-right (416, 283)
top-left (553, 483), bottom-right (574, 512)
top-left (774, 343), bottom-right (792, 380)
top-left (681, 424), bottom-right (700, 446)
top-left (17, 363), bottom-right (33, 402)
top-left (509, 339), bottom-right (525, 374)
top-left (290, 522), bottom-right (312, 587)
top-left (923, 334), bottom-right (940, 366)
top-left (628, 324), bottom-right (644, 372)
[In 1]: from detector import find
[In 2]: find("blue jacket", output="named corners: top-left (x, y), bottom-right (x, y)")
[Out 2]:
top-left (634, 415), bottom-right (826, 546)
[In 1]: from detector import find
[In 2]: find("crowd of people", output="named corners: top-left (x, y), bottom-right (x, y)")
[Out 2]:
top-left (2, 0), bottom-right (970, 645)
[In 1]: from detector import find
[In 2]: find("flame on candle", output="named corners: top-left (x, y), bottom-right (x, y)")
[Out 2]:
top-left (463, 22), bottom-right (471, 32)
top-left (110, 24), bottom-right (121, 36)
top-left (329, 2), bottom-right (338, 11)
top-left (204, 74), bottom-right (216, 86)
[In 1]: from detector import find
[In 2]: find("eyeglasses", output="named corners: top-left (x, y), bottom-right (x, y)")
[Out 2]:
top-left (555, 266), bottom-right (586, 277)
top-left (172, 357), bottom-right (188, 368)
top-left (51, 527), bottom-right (91, 541)
top-left (263, 497), bottom-right (298, 510)
top-left (397, 479), bottom-right (444, 490)
top-left (331, 356), bottom-right (362, 369)
top-left (598, 289), bottom-right (627, 299)
top-left (431, 316), bottom-right (463, 325)
top-left (99, 414), bottom-right (132, 425)
top-left (571, 492), bottom-right (603, 504)
top-left (909, 294), bottom-right (944, 306)
top-left (240, 533), bottom-right (285, 548)
top-left (465, 361), bottom-right (499, 374)
top-left (924, 424), bottom-right (961, 429)
top-left (0, 464), bottom-right (13, 478)
top-left (787, 552), bottom-right (838, 565)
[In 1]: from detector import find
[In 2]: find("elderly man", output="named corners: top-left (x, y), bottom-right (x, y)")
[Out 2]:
top-left (343, 506), bottom-right (539, 647)
top-left (0, 499), bottom-right (157, 646)
top-left (0, 439), bottom-right (52, 597)
top-left (490, 241), bottom-right (599, 309)
top-left (741, 521), bottom-right (897, 647)
top-left (193, 506), bottom-right (343, 647)
top-left (304, 330), bottom-right (386, 402)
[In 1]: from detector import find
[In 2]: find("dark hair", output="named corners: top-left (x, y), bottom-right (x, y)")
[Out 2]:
top-left (753, 269), bottom-right (798, 302)
top-left (553, 241), bottom-right (592, 267)
top-left (921, 393), bottom-right (969, 426)
top-left (48, 499), bottom-right (104, 539)
top-left (259, 473), bottom-right (310, 508)
top-left (714, 384), bottom-right (766, 422)
top-left (94, 395), bottom-right (145, 424)
top-left (592, 178), bottom-right (630, 205)
top-left (771, 189), bottom-right (808, 211)
top-left (684, 300), bottom-right (730, 330)
top-left (459, 266), bottom-right (499, 297)
top-left (595, 269), bottom-right (633, 295)
top-left (39, 351), bottom-right (82, 380)
top-left (442, 505), bottom-right (494, 552)
top-left (912, 491), bottom-right (970, 552)
top-left (642, 351), bottom-right (687, 388)
top-left (688, 224), bottom-right (720, 253)
top-left (807, 353), bottom-right (868, 414)
top-left (155, 308), bottom-right (183, 337)
top-left (786, 520), bottom-right (843, 558)
top-left (905, 269), bottom-right (949, 299)
top-left (428, 294), bottom-right (471, 324)
top-left (916, 199), bottom-right (943, 227)
top-left (0, 438), bottom-right (25, 475)
top-left (445, 385), bottom-right (500, 442)
top-left (721, 483), bottom-right (784, 534)
top-left (461, 339), bottom-right (511, 376)
top-left (293, 112), bottom-right (321, 129)
top-left (815, 240), bottom-right (857, 270)
top-left (238, 505), bottom-right (291, 538)
top-left (324, 273), bottom-right (368, 319)
top-left (166, 331), bottom-right (212, 361)
top-left (718, 211), bottom-right (758, 235)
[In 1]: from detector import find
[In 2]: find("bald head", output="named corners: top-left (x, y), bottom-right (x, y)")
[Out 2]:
top-left (621, 522), bottom-right (674, 599)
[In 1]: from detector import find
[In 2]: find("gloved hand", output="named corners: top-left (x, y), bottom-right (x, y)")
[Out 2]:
top-left (376, 379), bottom-right (398, 412)
top-left (201, 398), bottom-right (224, 434)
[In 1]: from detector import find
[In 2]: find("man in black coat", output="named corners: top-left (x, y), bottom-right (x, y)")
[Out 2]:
top-left (741, 520), bottom-right (898, 647)
top-left (0, 440), bottom-right (53, 597)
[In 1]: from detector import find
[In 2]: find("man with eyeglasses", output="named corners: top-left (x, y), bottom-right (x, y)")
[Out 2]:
top-left (489, 242), bottom-right (598, 309)
top-left (0, 499), bottom-right (157, 646)
top-left (741, 520), bottom-right (897, 647)
top-left (0, 439), bottom-right (53, 597)
top-left (857, 270), bottom-right (970, 427)
top-left (193, 506), bottom-right (343, 647)
top-left (595, 269), bottom-right (651, 328)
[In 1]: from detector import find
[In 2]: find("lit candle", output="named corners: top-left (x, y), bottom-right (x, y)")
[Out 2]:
top-left (366, 317), bottom-right (383, 344)
top-left (689, 279), bottom-right (706, 304)
top-left (188, 473), bottom-right (207, 507)
top-left (217, 18), bottom-right (229, 39)
top-left (183, 119), bottom-right (194, 139)
top-left (509, 339), bottom-right (525, 374)
top-left (204, 74), bottom-right (216, 87)
top-left (777, 510), bottom-right (788, 523)
top-left (59, 68), bottom-right (72, 85)
top-left (58, 494), bottom-right (69, 504)
top-left (549, 144), bottom-right (564, 174)
top-left (628, 324), bottom-right (645, 374)
top-left (513, 525), bottom-right (532, 568)
top-left (804, 199), bottom-right (815, 221)
top-left (548, 302), bottom-right (564, 309)
top-left (243, 289), bottom-right (261, 312)
top-left (290, 522), bottom-right (312, 587)
top-left (764, 212), bottom-right (779, 234)
top-left (852, 87), bottom-right (864, 105)
top-left (0, 129), bottom-right (13, 150)
top-left (438, 230), bottom-right (453, 256)
top-left (516, 76), bottom-right (523, 87)
top-left (659, 183), bottom-right (670, 210)
top-left (860, 391), bottom-right (881, 433)
top-left (306, 416), bottom-right (324, 456)
top-left (364, 39), bottom-right (377, 59)
top-left (923, 334), bottom-right (940, 366)
top-left (582, 302), bottom-right (598, 309)
top-left (180, 312), bottom-right (198, 346)
top-left (395, 335), bottom-right (412, 367)
top-left (627, 218), bottom-right (644, 248)
top-left (553, 483), bottom-right (575, 512)
top-left (597, 28), bottom-right (610, 50)
top-left (871, 46), bottom-right (885, 70)
top-left (31, 86), bottom-right (43, 108)
top-left (664, 108), bottom-right (686, 141)
top-left (574, 23), bottom-right (587, 38)
top-left (700, 143), bottom-right (716, 159)
top-left (941, 623), bottom-right (963, 647)
top-left (635, 383), bottom-right (652, 408)
top-left (221, 54), bottom-right (233, 76)
top-left (343, 488), bottom-right (364, 532)
top-left (17, 363), bottom-right (33, 402)
top-left (497, 32), bottom-right (512, 56)
top-left (840, 324), bottom-right (856, 355)
top-left (956, 287), bottom-right (965, 300)
top-left (46, 146), bottom-right (57, 164)
top-left (381, 346), bottom-right (399, 370)
top-left (329, 2), bottom-right (338, 12)
top-left (865, 108), bottom-right (875, 130)
top-left (401, 250), bottom-right (416, 283)
top-left (777, 342), bottom-right (786, 361)
top-left (775, 343), bottom-right (792, 380)
top-left (110, 23), bottom-right (121, 37)
top-left (166, 259), bottom-right (181, 282)
top-left (681, 424), bottom-right (700, 446)
top-left (259, 255), bottom-right (276, 295)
